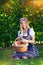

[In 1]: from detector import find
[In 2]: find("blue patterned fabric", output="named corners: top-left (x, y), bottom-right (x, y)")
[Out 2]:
top-left (12, 28), bottom-right (39, 58)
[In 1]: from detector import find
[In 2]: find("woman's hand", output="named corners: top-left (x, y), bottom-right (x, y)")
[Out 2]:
top-left (21, 38), bottom-right (27, 43)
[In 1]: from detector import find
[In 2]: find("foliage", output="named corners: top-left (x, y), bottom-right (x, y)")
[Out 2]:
top-left (0, 0), bottom-right (43, 47)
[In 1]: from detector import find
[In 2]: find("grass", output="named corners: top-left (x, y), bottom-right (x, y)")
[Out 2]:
top-left (0, 44), bottom-right (43, 65)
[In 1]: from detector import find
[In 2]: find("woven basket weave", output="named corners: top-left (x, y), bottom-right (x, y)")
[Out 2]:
top-left (12, 37), bottom-right (28, 52)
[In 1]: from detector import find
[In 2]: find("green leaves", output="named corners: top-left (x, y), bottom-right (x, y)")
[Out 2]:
top-left (0, 0), bottom-right (43, 47)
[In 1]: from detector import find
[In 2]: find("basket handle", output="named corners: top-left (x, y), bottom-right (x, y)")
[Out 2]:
top-left (12, 37), bottom-right (29, 47)
top-left (12, 37), bottom-right (21, 46)
top-left (15, 37), bottom-right (18, 41)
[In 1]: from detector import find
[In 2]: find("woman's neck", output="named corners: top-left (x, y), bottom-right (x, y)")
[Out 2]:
top-left (20, 28), bottom-right (30, 35)
top-left (23, 28), bottom-right (28, 34)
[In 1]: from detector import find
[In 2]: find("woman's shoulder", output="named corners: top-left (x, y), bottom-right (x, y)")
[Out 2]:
top-left (18, 30), bottom-right (21, 33)
top-left (30, 28), bottom-right (35, 32)
top-left (18, 30), bottom-right (21, 36)
top-left (29, 28), bottom-right (35, 36)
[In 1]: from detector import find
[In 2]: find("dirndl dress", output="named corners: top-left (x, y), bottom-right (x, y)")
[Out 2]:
top-left (12, 28), bottom-right (39, 58)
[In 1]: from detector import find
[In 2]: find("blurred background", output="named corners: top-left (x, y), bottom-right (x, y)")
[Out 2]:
top-left (0, 0), bottom-right (43, 47)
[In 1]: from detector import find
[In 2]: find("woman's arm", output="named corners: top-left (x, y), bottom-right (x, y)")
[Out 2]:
top-left (22, 35), bottom-right (35, 44)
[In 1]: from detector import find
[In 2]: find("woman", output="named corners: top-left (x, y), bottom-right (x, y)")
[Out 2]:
top-left (12, 18), bottom-right (39, 59)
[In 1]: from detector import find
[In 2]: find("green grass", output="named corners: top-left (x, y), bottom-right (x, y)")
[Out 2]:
top-left (0, 45), bottom-right (43, 65)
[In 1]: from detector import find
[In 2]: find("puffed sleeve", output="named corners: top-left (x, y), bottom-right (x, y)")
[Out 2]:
top-left (29, 28), bottom-right (35, 36)
top-left (18, 31), bottom-right (21, 37)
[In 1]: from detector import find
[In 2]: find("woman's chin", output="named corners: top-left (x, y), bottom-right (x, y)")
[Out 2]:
top-left (23, 27), bottom-right (26, 29)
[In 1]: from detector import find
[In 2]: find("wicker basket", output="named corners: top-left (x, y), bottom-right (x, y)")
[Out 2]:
top-left (13, 37), bottom-right (28, 52)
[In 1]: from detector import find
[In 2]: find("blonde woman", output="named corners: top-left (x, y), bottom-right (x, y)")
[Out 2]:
top-left (12, 18), bottom-right (39, 59)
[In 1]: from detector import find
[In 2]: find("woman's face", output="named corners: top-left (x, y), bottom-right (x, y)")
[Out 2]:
top-left (21, 21), bottom-right (27, 29)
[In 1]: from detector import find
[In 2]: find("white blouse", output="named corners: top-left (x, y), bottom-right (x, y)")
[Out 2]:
top-left (18, 28), bottom-right (35, 37)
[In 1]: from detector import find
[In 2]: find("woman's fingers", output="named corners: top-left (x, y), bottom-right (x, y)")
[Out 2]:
top-left (21, 38), bottom-right (26, 42)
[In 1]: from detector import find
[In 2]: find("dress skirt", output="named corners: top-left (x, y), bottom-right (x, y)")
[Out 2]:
top-left (12, 44), bottom-right (39, 58)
